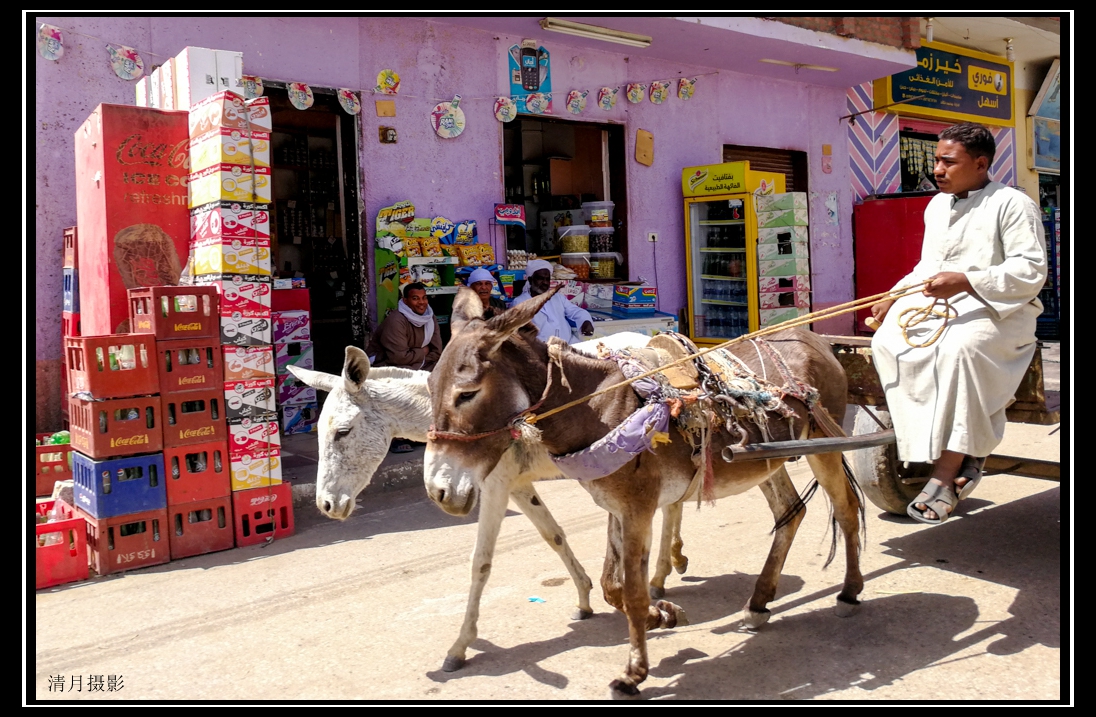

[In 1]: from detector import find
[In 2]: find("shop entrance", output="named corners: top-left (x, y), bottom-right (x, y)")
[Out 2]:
top-left (263, 82), bottom-right (365, 377)
top-left (502, 116), bottom-right (628, 283)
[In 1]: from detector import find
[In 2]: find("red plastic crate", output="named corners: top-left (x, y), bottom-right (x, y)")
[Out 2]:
top-left (63, 226), bottom-right (78, 269)
top-left (34, 433), bottom-right (74, 497)
top-left (65, 334), bottom-right (159, 399)
top-left (76, 505), bottom-right (169, 576)
top-left (69, 394), bottom-right (163, 459)
top-left (62, 311), bottom-right (81, 337)
top-left (35, 499), bottom-right (89, 589)
top-left (156, 339), bottom-right (223, 396)
top-left (165, 441), bottom-right (229, 504)
top-left (162, 389), bottom-right (227, 449)
top-left (128, 286), bottom-right (219, 341)
top-left (231, 483), bottom-right (294, 548)
top-left (167, 495), bottom-right (235, 560)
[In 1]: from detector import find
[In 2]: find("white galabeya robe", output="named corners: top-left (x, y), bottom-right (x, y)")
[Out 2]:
top-left (871, 182), bottom-right (1048, 462)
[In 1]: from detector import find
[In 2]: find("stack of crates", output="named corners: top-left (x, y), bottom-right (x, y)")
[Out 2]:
top-left (129, 285), bottom-right (235, 560)
top-left (65, 331), bottom-right (169, 576)
top-left (754, 193), bottom-right (812, 329)
top-left (184, 89), bottom-right (293, 547)
top-left (273, 284), bottom-right (319, 435)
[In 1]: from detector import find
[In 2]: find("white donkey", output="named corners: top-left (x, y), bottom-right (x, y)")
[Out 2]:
top-left (288, 338), bottom-right (690, 668)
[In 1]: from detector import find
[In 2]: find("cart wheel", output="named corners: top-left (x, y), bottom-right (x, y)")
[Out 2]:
top-left (849, 407), bottom-right (934, 515)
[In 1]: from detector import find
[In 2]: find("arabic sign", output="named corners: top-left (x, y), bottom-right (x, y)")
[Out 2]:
top-left (681, 162), bottom-right (786, 198)
top-left (876, 40), bottom-right (1014, 127)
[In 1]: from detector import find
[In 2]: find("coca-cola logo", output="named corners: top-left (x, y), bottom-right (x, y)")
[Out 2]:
top-left (110, 434), bottom-right (149, 447)
top-left (180, 426), bottom-right (216, 439)
top-left (116, 134), bottom-right (190, 169)
top-left (249, 493), bottom-right (278, 506)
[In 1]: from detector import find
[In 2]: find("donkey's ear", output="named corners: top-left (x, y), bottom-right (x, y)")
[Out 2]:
top-left (286, 364), bottom-right (341, 394)
top-left (450, 285), bottom-right (484, 338)
top-left (342, 346), bottom-right (372, 394)
top-left (486, 284), bottom-right (559, 338)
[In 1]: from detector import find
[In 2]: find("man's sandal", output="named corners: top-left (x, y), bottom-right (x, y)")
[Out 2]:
top-left (956, 456), bottom-right (986, 501)
top-left (906, 481), bottom-right (959, 525)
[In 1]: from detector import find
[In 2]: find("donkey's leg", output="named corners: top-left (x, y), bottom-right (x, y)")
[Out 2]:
top-left (743, 465), bottom-right (806, 628)
top-left (805, 450), bottom-right (864, 616)
top-left (601, 513), bottom-right (625, 612)
top-left (649, 502), bottom-right (685, 599)
top-left (509, 484), bottom-right (594, 620)
top-left (443, 476), bottom-right (511, 672)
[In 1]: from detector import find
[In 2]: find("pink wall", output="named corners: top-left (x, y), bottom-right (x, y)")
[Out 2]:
top-left (34, 15), bottom-right (860, 427)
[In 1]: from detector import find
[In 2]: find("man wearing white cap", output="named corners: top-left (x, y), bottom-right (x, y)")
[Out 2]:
top-left (466, 267), bottom-right (509, 318)
top-left (511, 259), bottom-right (594, 343)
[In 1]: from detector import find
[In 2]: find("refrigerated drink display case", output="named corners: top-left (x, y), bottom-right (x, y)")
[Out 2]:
top-left (683, 162), bottom-right (810, 346)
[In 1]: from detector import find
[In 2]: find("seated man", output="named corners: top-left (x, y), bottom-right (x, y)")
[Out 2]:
top-left (511, 259), bottom-right (594, 343)
top-left (869, 122), bottom-right (1047, 525)
top-left (466, 267), bottom-right (509, 318)
top-left (365, 282), bottom-right (443, 452)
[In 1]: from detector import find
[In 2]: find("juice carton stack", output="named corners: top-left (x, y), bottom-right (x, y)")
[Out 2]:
top-left (179, 67), bottom-right (293, 547)
top-left (272, 282), bottom-right (318, 435)
top-left (128, 285), bottom-right (235, 561)
top-left (754, 193), bottom-right (812, 328)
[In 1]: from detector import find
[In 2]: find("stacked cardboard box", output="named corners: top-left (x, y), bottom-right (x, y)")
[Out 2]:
top-left (754, 193), bottom-right (812, 328)
top-left (272, 287), bottom-right (318, 435)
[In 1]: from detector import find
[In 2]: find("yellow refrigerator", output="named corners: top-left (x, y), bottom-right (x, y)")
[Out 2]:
top-left (682, 161), bottom-right (789, 346)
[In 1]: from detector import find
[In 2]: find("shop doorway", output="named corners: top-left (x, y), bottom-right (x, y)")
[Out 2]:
top-left (263, 81), bottom-right (365, 377)
top-left (502, 116), bottom-right (628, 282)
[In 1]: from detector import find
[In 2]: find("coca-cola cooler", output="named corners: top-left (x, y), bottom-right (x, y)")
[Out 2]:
top-left (852, 193), bottom-right (935, 333)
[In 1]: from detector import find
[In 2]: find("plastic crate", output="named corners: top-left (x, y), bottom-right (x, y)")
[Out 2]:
top-left (34, 433), bottom-right (74, 497)
top-left (165, 441), bottom-right (230, 505)
top-left (73, 451), bottom-right (167, 519)
top-left (35, 499), bottom-right (89, 590)
top-left (63, 268), bottom-right (79, 313)
top-left (162, 389), bottom-right (227, 449)
top-left (63, 226), bottom-right (78, 269)
top-left (231, 483), bottom-right (294, 548)
top-left (157, 339), bottom-right (223, 396)
top-left (62, 311), bottom-right (81, 337)
top-left (167, 495), bottom-right (235, 559)
top-left (69, 394), bottom-right (163, 459)
top-left (76, 505), bottom-right (169, 576)
top-left (65, 334), bottom-right (159, 399)
top-left (128, 285), bottom-right (218, 341)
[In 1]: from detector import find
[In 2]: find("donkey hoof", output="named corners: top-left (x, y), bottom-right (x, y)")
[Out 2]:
top-left (743, 604), bottom-right (771, 629)
top-left (442, 655), bottom-right (466, 672)
top-left (655, 600), bottom-right (688, 628)
top-left (835, 596), bottom-right (861, 618)
top-left (571, 608), bottom-right (593, 621)
top-left (609, 679), bottom-right (642, 700)
top-left (673, 557), bottom-right (689, 575)
top-left (649, 585), bottom-right (665, 600)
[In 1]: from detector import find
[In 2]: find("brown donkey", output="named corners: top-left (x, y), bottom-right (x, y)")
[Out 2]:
top-left (426, 288), bottom-right (864, 698)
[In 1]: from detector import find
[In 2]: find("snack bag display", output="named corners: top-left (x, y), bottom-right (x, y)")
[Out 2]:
top-left (420, 237), bottom-right (444, 258)
top-left (477, 244), bottom-right (495, 265)
top-left (410, 266), bottom-right (440, 287)
top-left (441, 245), bottom-right (459, 259)
top-left (402, 237), bottom-right (422, 257)
top-left (431, 217), bottom-right (456, 244)
top-left (457, 245), bottom-right (481, 266)
top-left (455, 220), bottom-right (478, 245)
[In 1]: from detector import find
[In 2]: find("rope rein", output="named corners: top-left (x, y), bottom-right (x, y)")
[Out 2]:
top-left (897, 298), bottom-right (958, 348)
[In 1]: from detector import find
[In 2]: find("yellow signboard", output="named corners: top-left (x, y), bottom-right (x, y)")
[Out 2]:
top-left (681, 161), bottom-right (785, 197)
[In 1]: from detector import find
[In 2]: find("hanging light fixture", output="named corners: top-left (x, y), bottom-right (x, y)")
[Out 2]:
top-left (1005, 37), bottom-right (1015, 62)
top-left (538, 18), bottom-right (652, 48)
top-left (925, 18), bottom-right (934, 43)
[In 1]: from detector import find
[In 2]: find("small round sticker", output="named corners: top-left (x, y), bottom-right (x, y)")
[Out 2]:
top-left (626, 83), bottom-right (647, 104)
top-left (338, 89), bottom-right (361, 115)
top-left (430, 97), bottom-right (466, 139)
top-left (566, 90), bottom-right (588, 115)
top-left (678, 77), bottom-right (697, 101)
top-left (598, 87), bottom-right (618, 111)
top-left (494, 97), bottom-right (517, 122)
top-left (376, 69), bottom-right (401, 95)
top-left (243, 75), bottom-right (264, 99)
top-left (108, 44), bottom-right (145, 81)
top-left (649, 81), bottom-right (671, 105)
top-left (288, 82), bottom-right (314, 110)
top-left (38, 24), bottom-right (63, 61)
top-left (524, 93), bottom-right (549, 115)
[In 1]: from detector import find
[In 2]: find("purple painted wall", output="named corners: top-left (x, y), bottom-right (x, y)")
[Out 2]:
top-left (35, 15), bottom-right (861, 428)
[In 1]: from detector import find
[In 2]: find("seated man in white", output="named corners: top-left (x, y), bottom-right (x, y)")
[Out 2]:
top-left (510, 259), bottom-right (594, 343)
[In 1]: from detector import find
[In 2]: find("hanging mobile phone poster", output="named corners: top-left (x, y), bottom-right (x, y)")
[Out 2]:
top-left (508, 43), bottom-right (552, 115)
top-left (875, 40), bottom-right (1013, 126)
top-left (1027, 59), bottom-right (1060, 174)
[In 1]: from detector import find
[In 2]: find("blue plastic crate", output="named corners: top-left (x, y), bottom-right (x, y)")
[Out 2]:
top-left (63, 268), bottom-right (79, 313)
top-left (73, 451), bottom-right (167, 519)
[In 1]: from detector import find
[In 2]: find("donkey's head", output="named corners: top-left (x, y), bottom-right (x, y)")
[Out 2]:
top-left (425, 287), bottom-right (557, 516)
top-left (288, 346), bottom-right (431, 520)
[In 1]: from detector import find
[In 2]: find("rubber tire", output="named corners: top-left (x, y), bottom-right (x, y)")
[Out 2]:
top-left (849, 407), bottom-right (934, 515)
